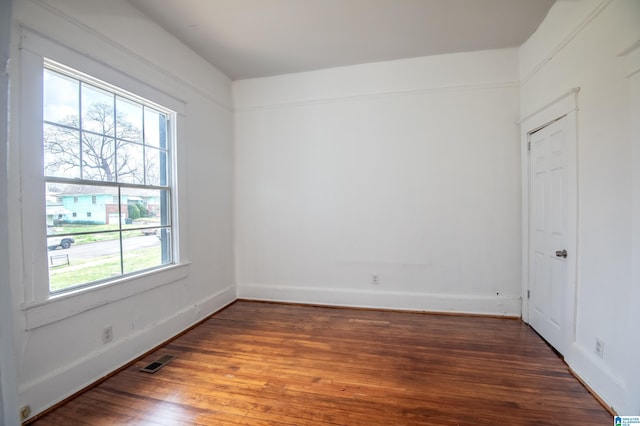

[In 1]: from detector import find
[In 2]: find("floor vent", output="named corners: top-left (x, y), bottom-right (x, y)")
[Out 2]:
top-left (140, 354), bottom-right (175, 374)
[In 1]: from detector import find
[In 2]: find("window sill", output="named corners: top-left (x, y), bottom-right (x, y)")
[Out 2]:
top-left (21, 262), bottom-right (191, 330)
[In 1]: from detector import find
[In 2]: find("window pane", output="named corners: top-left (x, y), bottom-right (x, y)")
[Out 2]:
top-left (46, 183), bottom-right (119, 235)
top-left (44, 123), bottom-right (81, 179)
top-left (48, 231), bottom-right (123, 293)
top-left (44, 69), bottom-right (79, 125)
top-left (45, 188), bottom-right (65, 226)
top-left (82, 133), bottom-right (115, 181)
top-left (116, 96), bottom-right (143, 143)
top-left (121, 187), bottom-right (170, 228)
top-left (143, 107), bottom-right (167, 148)
top-left (82, 84), bottom-right (114, 136)
top-left (117, 141), bottom-right (144, 184)
top-left (122, 230), bottom-right (170, 274)
top-left (145, 147), bottom-right (168, 186)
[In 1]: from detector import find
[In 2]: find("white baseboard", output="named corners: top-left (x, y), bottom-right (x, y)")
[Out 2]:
top-left (566, 342), bottom-right (626, 414)
top-left (20, 284), bottom-right (236, 420)
top-left (238, 283), bottom-right (521, 317)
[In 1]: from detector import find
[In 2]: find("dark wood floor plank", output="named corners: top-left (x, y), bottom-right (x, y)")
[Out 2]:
top-left (31, 301), bottom-right (612, 425)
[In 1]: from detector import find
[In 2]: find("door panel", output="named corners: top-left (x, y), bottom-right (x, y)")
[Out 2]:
top-left (550, 257), bottom-right (564, 327)
top-left (533, 251), bottom-right (546, 317)
top-left (529, 116), bottom-right (568, 354)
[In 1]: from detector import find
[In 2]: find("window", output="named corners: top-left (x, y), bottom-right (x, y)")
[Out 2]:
top-left (20, 30), bottom-right (188, 330)
top-left (43, 62), bottom-right (174, 294)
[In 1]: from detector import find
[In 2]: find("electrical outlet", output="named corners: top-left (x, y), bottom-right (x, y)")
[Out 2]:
top-left (102, 325), bottom-right (113, 344)
top-left (595, 338), bottom-right (604, 358)
top-left (371, 274), bottom-right (379, 285)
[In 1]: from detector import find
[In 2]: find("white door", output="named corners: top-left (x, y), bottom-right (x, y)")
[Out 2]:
top-left (528, 116), bottom-right (569, 355)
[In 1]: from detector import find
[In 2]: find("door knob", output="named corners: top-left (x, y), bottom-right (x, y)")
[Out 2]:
top-left (555, 250), bottom-right (567, 258)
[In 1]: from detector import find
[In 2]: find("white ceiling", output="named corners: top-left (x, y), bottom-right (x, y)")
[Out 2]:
top-left (128, 0), bottom-right (555, 81)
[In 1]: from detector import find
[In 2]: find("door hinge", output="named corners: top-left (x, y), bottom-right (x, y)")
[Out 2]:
top-left (527, 141), bottom-right (531, 152)
top-left (527, 290), bottom-right (530, 299)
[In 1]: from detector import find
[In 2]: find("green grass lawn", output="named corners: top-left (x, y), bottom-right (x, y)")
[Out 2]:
top-left (49, 245), bottom-right (164, 292)
top-left (72, 230), bottom-right (142, 244)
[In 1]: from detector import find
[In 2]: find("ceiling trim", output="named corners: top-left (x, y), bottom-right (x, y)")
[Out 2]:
top-left (520, 0), bottom-right (613, 86)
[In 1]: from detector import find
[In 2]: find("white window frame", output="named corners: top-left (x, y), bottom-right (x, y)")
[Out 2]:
top-left (19, 30), bottom-right (190, 330)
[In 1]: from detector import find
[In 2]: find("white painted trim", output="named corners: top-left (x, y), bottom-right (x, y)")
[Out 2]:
top-left (238, 284), bottom-right (521, 317)
top-left (623, 40), bottom-right (640, 415)
top-left (173, 112), bottom-right (190, 265)
top-left (19, 285), bottom-right (236, 421)
top-left (520, 0), bottom-right (613, 85)
top-left (569, 343), bottom-right (625, 413)
top-left (0, 0), bottom-right (19, 423)
top-left (22, 263), bottom-right (191, 330)
top-left (520, 89), bottom-right (579, 346)
top-left (18, 29), bottom-right (194, 331)
top-left (20, 28), bottom-right (186, 114)
top-left (519, 87), bottom-right (580, 130)
top-left (26, 0), bottom-right (232, 110)
top-left (19, 46), bottom-right (47, 304)
top-left (234, 81), bottom-right (520, 112)
top-left (518, 88), bottom-right (580, 125)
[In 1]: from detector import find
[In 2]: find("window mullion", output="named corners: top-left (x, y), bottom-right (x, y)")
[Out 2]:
top-left (45, 176), bottom-right (168, 191)
top-left (112, 92), bottom-right (117, 183)
top-left (78, 81), bottom-right (84, 179)
top-left (142, 106), bottom-right (146, 186)
top-left (118, 185), bottom-right (124, 276)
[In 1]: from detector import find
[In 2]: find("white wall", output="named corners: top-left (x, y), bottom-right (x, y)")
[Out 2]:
top-left (7, 0), bottom-right (234, 419)
top-left (520, 0), bottom-right (640, 414)
top-left (234, 49), bottom-right (522, 315)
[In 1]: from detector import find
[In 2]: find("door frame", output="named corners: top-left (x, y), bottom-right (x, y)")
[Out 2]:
top-left (520, 88), bottom-right (579, 355)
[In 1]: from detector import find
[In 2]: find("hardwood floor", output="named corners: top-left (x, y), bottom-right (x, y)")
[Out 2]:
top-left (32, 301), bottom-right (612, 425)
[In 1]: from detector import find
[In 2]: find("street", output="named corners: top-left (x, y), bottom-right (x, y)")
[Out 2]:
top-left (49, 235), bottom-right (160, 261)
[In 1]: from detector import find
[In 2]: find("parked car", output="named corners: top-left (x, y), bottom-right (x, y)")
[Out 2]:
top-left (47, 236), bottom-right (75, 250)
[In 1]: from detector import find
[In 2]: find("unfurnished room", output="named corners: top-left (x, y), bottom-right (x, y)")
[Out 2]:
top-left (0, 0), bottom-right (639, 424)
